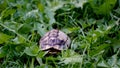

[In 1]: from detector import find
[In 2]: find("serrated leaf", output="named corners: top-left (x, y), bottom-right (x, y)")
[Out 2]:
top-left (60, 55), bottom-right (82, 64)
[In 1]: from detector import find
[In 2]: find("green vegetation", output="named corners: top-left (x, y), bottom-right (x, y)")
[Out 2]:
top-left (0, 0), bottom-right (120, 68)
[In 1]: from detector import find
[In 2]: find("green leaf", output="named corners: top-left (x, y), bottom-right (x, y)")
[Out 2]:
top-left (0, 33), bottom-right (12, 44)
top-left (107, 55), bottom-right (118, 67)
top-left (1, 7), bottom-right (16, 20)
top-left (60, 50), bottom-right (82, 64)
top-left (45, 7), bottom-right (56, 25)
top-left (73, 0), bottom-right (87, 8)
top-left (97, 59), bottom-right (110, 67)
top-left (13, 36), bottom-right (26, 44)
top-left (0, 0), bottom-right (8, 13)
top-left (89, 0), bottom-right (117, 15)
top-left (34, 23), bottom-right (47, 37)
top-left (38, 3), bottom-right (44, 13)
top-left (47, 0), bottom-right (64, 11)
top-left (62, 27), bottom-right (80, 34)
top-left (0, 46), bottom-right (9, 58)
top-left (15, 44), bottom-right (25, 52)
top-left (35, 64), bottom-right (52, 68)
top-left (111, 40), bottom-right (120, 52)
top-left (90, 44), bottom-right (110, 57)
top-left (24, 45), bottom-right (40, 56)
top-left (114, 8), bottom-right (120, 15)
top-left (36, 51), bottom-right (48, 65)
top-left (60, 55), bottom-right (82, 64)
top-left (18, 23), bottom-right (32, 34)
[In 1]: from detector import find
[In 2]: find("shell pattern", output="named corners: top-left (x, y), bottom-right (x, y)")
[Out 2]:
top-left (39, 29), bottom-right (71, 52)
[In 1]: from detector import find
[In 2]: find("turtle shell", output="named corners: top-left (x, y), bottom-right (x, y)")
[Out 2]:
top-left (39, 29), bottom-right (70, 53)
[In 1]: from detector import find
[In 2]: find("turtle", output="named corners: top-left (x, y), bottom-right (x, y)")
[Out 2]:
top-left (39, 29), bottom-right (71, 54)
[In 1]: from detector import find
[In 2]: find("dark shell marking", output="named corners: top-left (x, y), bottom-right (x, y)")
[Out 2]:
top-left (39, 29), bottom-right (71, 51)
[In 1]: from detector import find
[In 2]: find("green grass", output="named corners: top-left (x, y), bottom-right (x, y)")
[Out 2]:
top-left (0, 0), bottom-right (120, 68)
